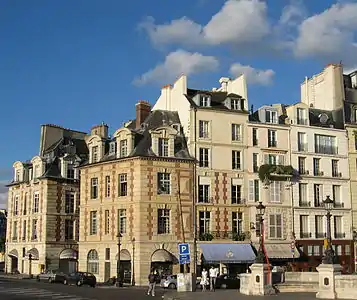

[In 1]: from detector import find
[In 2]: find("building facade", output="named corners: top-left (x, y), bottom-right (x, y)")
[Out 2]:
top-left (5, 124), bottom-right (88, 274)
top-left (78, 103), bottom-right (195, 285)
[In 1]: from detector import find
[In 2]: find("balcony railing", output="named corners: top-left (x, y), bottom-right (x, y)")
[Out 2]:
top-left (300, 232), bottom-right (312, 238)
top-left (198, 231), bottom-right (251, 241)
top-left (334, 232), bottom-right (345, 239)
top-left (313, 171), bottom-right (324, 176)
top-left (299, 201), bottom-right (311, 207)
top-left (298, 143), bottom-right (308, 152)
top-left (332, 172), bottom-right (342, 178)
top-left (268, 140), bottom-right (277, 147)
top-left (299, 170), bottom-right (309, 175)
top-left (314, 201), bottom-right (323, 207)
top-left (315, 232), bottom-right (326, 238)
top-left (334, 202), bottom-right (344, 208)
top-left (315, 145), bottom-right (338, 155)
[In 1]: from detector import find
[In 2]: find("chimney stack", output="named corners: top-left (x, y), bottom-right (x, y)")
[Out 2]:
top-left (136, 100), bottom-right (151, 129)
top-left (91, 123), bottom-right (108, 138)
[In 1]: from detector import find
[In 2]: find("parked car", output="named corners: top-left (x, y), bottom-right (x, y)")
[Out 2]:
top-left (63, 272), bottom-right (96, 287)
top-left (215, 274), bottom-right (240, 289)
top-left (160, 274), bottom-right (201, 289)
top-left (36, 270), bottom-right (66, 283)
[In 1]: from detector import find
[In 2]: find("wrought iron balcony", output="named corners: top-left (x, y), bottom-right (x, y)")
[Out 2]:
top-left (334, 233), bottom-right (346, 239)
top-left (268, 140), bottom-right (277, 147)
top-left (299, 201), bottom-right (311, 207)
top-left (315, 145), bottom-right (338, 155)
top-left (198, 231), bottom-right (251, 241)
top-left (298, 143), bottom-right (308, 152)
top-left (334, 202), bottom-right (344, 208)
top-left (315, 232), bottom-right (326, 238)
top-left (300, 232), bottom-right (312, 238)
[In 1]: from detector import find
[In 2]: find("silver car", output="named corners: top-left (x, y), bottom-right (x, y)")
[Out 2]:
top-left (36, 270), bottom-right (65, 283)
top-left (160, 275), bottom-right (201, 289)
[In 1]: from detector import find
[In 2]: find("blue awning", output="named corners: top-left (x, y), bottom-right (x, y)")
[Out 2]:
top-left (200, 243), bottom-right (256, 263)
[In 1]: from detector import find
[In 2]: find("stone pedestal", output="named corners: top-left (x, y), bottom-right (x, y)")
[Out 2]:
top-left (177, 273), bottom-right (196, 292)
top-left (249, 263), bottom-right (276, 296)
top-left (316, 264), bottom-right (342, 299)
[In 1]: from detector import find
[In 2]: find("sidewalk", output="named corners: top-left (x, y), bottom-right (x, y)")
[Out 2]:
top-left (162, 290), bottom-right (316, 300)
top-left (0, 273), bottom-right (33, 280)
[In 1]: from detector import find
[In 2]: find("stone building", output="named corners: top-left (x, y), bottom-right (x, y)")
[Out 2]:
top-left (5, 124), bottom-right (88, 274)
top-left (78, 101), bottom-right (195, 285)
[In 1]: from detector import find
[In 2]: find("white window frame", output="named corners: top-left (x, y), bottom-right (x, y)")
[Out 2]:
top-left (230, 98), bottom-right (240, 110)
top-left (119, 139), bottom-right (128, 157)
top-left (65, 191), bottom-right (75, 214)
top-left (332, 185), bottom-right (341, 206)
top-left (231, 124), bottom-right (241, 141)
top-left (104, 209), bottom-right (110, 235)
top-left (32, 219), bottom-right (38, 240)
top-left (334, 216), bottom-right (343, 237)
top-left (198, 184), bottom-right (210, 203)
top-left (300, 215), bottom-right (309, 235)
top-left (248, 180), bottom-right (259, 202)
top-left (199, 148), bottom-right (209, 168)
top-left (91, 146), bottom-right (98, 163)
top-left (33, 193), bottom-right (39, 213)
top-left (200, 95), bottom-right (210, 107)
top-left (91, 178), bottom-right (98, 199)
top-left (118, 174), bottom-right (128, 196)
top-left (105, 176), bottom-right (111, 198)
top-left (269, 214), bottom-right (283, 239)
top-left (266, 110), bottom-right (278, 123)
top-left (87, 250), bottom-right (99, 274)
top-left (232, 150), bottom-right (241, 170)
top-left (158, 138), bottom-right (169, 157)
top-left (90, 211), bottom-right (97, 235)
top-left (65, 219), bottom-right (74, 240)
top-left (158, 173), bottom-right (171, 194)
top-left (118, 209), bottom-right (127, 234)
top-left (268, 129), bottom-right (277, 146)
top-left (232, 211), bottom-right (243, 234)
top-left (315, 215), bottom-right (324, 237)
top-left (199, 211), bottom-right (210, 234)
top-left (158, 209), bottom-right (170, 234)
top-left (269, 182), bottom-right (281, 203)
top-left (14, 195), bottom-right (19, 216)
top-left (199, 120), bottom-right (210, 139)
top-left (231, 184), bottom-right (242, 204)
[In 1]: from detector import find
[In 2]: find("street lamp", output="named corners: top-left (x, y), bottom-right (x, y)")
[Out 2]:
top-left (116, 233), bottom-right (123, 287)
top-left (322, 196), bottom-right (336, 264)
top-left (28, 253), bottom-right (32, 277)
top-left (255, 201), bottom-right (266, 263)
top-left (131, 237), bottom-right (135, 286)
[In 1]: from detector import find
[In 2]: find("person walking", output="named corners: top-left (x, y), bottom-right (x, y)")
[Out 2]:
top-left (209, 266), bottom-right (218, 291)
top-left (200, 268), bottom-right (208, 291)
top-left (147, 270), bottom-right (158, 296)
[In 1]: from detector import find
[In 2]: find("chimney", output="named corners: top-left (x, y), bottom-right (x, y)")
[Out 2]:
top-left (219, 77), bottom-right (230, 92)
top-left (136, 100), bottom-right (151, 129)
top-left (91, 122), bottom-right (108, 138)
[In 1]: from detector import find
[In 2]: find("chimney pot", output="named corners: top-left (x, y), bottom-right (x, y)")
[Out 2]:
top-left (136, 101), bottom-right (151, 129)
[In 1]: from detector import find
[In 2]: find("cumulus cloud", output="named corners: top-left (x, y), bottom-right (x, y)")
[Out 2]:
top-left (279, 0), bottom-right (307, 26)
top-left (139, 0), bottom-right (270, 47)
top-left (293, 2), bottom-right (357, 63)
top-left (230, 63), bottom-right (275, 85)
top-left (133, 50), bottom-right (219, 85)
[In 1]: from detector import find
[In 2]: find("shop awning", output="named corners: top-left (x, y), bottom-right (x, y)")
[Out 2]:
top-left (263, 243), bottom-right (300, 259)
top-left (59, 249), bottom-right (78, 260)
top-left (200, 243), bottom-right (256, 264)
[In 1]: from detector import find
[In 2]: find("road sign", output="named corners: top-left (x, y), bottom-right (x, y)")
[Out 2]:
top-left (179, 254), bottom-right (191, 265)
top-left (178, 243), bottom-right (190, 255)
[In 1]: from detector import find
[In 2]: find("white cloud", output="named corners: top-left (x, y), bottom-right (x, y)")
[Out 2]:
top-left (133, 50), bottom-right (219, 85)
top-left (230, 63), bottom-right (275, 85)
top-left (279, 0), bottom-right (307, 26)
top-left (0, 181), bottom-right (8, 209)
top-left (294, 2), bottom-right (357, 62)
top-left (139, 0), bottom-right (270, 47)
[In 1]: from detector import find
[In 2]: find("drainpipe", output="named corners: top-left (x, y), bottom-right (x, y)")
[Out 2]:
top-left (193, 107), bottom-right (198, 277)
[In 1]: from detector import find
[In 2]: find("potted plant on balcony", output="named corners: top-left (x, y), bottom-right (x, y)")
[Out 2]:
top-left (200, 232), bottom-right (214, 241)
top-left (258, 164), bottom-right (296, 183)
top-left (232, 231), bottom-right (251, 241)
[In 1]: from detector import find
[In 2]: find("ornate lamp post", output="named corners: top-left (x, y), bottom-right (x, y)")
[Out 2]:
top-left (322, 196), bottom-right (336, 264)
top-left (131, 237), bottom-right (135, 286)
top-left (255, 201), bottom-right (266, 263)
top-left (28, 253), bottom-right (33, 277)
top-left (116, 233), bottom-right (123, 287)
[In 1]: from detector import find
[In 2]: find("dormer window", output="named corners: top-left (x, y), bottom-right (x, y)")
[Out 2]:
top-left (297, 108), bottom-right (308, 125)
top-left (119, 139), bottom-right (128, 157)
top-left (200, 95), bottom-right (210, 107)
top-left (231, 98), bottom-right (240, 110)
top-left (15, 170), bottom-right (20, 181)
top-left (266, 110), bottom-right (278, 124)
top-left (172, 124), bottom-right (180, 132)
top-left (353, 108), bottom-right (357, 123)
top-left (109, 142), bottom-right (117, 155)
top-left (158, 138), bottom-right (169, 157)
top-left (67, 163), bottom-right (75, 179)
top-left (92, 146), bottom-right (98, 163)
top-left (34, 165), bottom-right (40, 179)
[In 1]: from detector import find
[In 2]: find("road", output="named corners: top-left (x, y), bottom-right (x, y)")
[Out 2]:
top-left (0, 277), bottom-right (165, 300)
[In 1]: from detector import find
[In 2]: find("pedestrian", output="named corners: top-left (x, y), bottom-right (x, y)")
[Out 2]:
top-left (209, 266), bottom-right (218, 291)
top-left (200, 268), bottom-right (208, 291)
top-left (147, 270), bottom-right (157, 297)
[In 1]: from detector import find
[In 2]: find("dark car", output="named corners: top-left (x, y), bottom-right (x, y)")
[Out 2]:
top-left (63, 272), bottom-right (96, 287)
top-left (215, 274), bottom-right (240, 289)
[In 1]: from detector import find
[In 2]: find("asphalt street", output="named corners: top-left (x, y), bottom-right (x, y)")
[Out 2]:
top-left (0, 277), bottom-right (165, 300)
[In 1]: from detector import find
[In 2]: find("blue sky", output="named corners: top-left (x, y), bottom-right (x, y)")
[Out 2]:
top-left (1, 0), bottom-right (357, 206)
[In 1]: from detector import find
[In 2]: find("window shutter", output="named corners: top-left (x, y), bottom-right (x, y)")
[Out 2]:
top-left (278, 155), bottom-right (285, 165)
top-left (264, 154), bottom-right (269, 164)
top-left (248, 180), bottom-right (254, 201)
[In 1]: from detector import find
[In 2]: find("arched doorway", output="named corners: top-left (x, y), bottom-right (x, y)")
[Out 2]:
top-left (8, 249), bottom-right (18, 273)
top-left (59, 249), bottom-right (78, 273)
top-left (26, 248), bottom-right (39, 274)
top-left (87, 250), bottom-right (99, 275)
top-left (115, 249), bottom-right (131, 283)
top-left (151, 249), bottom-right (174, 276)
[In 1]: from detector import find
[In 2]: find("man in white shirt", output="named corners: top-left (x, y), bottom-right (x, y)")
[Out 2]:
top-left (209, 266), bottom-right (219, 291)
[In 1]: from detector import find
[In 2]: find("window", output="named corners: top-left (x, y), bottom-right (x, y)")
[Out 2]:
top-left (231, 124), bottom-right (241, 141)
top-left (158, 138), bottom-right (169, 157)
top-left (200, 95), bottom-right (210, 107)
top-left (157, 173), bottom-right (170, 194)
top-left (199, 120), bottom-right (209, 138)
top-left (313, 158), bottom-right (321, 176)
top-left (315, 215), bottom-right (324, 238)
top-left (269, 214), bottom-right (282, 239)
top-left (334, 216), bottom-right (343, 238)
top-left (104, 210), bottom-right (110, 235)
top-left (248, 180), bottom-right (259, 202)
top-left (91, 146), bottom-right (98, 163)
top-left (87, 250), bottom-right (99, 274)
top-left (231, 98), bottom-right (240, 110)
top-left (252, 128), bottom-right (258, 146)
top-left (298, 157), bottom-right (306, 174)
top-left (91, 178), bottom-right (98, 199)
top-left (268, 129), bottom-right (277, 147)
top-left (232, 151), bottom-right (241, 170)
top-left (22, 220), bottom-right (26, 241)
top-left (158, 209), bottom-right (170, 234)
top-left (269, 182), bottom-right (281, 203)
top-left (264, 154), bottom-right (284, 165)
top-left (199, 148), bottom-right (209, 167)
top-left (105, 248), bottom-right (110, 260)
top-left (32, 219), bottom-right (38, 240)
top-left (33, 193), bottom-right (39, 213)
top-left (198, 184), bottom-right (210, 203)
top-left (231, 184), bottom-right (242, 204)
top-left (119, 139), bottom-right (128, 157)
top-left (299, 215), bottom-right (309, 238)
top-left (299, 183), bottom-right (308, 206)
top-left (308, 245), bottom-right (321, 256)
top-left (109, 142), bottom-right (117, 155)
top-left (332, 160), bottom-right (339, 177)
top-left (12, 221), bottom-right (18, 240)
top-left (14, 196), bottom-right (19, 216)
top-left (34, 165), bottom-right (40, 179)
top-left (65, 219), bottom-right (74, 240)
top-left (118, 174), bottom-right (127, 196)
top-left (266, 110), bottom-right (278, 123)
top-left (118, 209), bottom-right (127, 234)
top-left (355, 134), bottom-right (357, 151)
top-left (253, 153), bottom-right (259, 172)
top-left (232, 212), bottom-right (243, 234)
top-left (15, 169), bottom-right (20, 181)
top-left (297, 108), bottom-right (307, 125)
top-left (298, 132), bottom-right (307, 152)
top-left (333, 185), bottom-right (342, 207)
top-left (23, 193), bottom-right (27, 215)
top-left (314, 184), bottom-right (323, 207)
top-left (199, 211), bottom-right (210, 235)
top-left (90, 211), bottom-right (97, 235)
top-left (105, 176), bottom-right (111, 198)
top-left (65, 191), bottom-right (75, 214)
top-left (255, 215), bottom-right (262, 237)
top-left (67, 163), bottom-right (75, 179)
top-left (315, 134), bottom-right (337, 155)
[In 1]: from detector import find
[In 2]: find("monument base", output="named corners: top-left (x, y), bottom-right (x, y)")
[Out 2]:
top-left (177, 273), bottom-right (196, 292)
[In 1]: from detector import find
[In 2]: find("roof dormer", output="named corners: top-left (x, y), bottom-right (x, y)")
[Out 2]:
top-left (31, 156), bottom-right (45, 180)
top-left (13, 161), bottom-right (24, 182)
top-left (193, 93), bottom-right (211, 107)
top-left (113, 127), bottom-right (134, 158)
top-left (85, 134), bottom-right (105, 164)
top-left (61, 154), bottom-right (81, 179)
top-left (150, 126), bottom-right (177, 157)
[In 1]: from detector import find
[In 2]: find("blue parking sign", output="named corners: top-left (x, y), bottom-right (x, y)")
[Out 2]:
top-left (179, 254), bottom-right (190, 265)
top-left (178, 243), bottom-right (190, 255)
